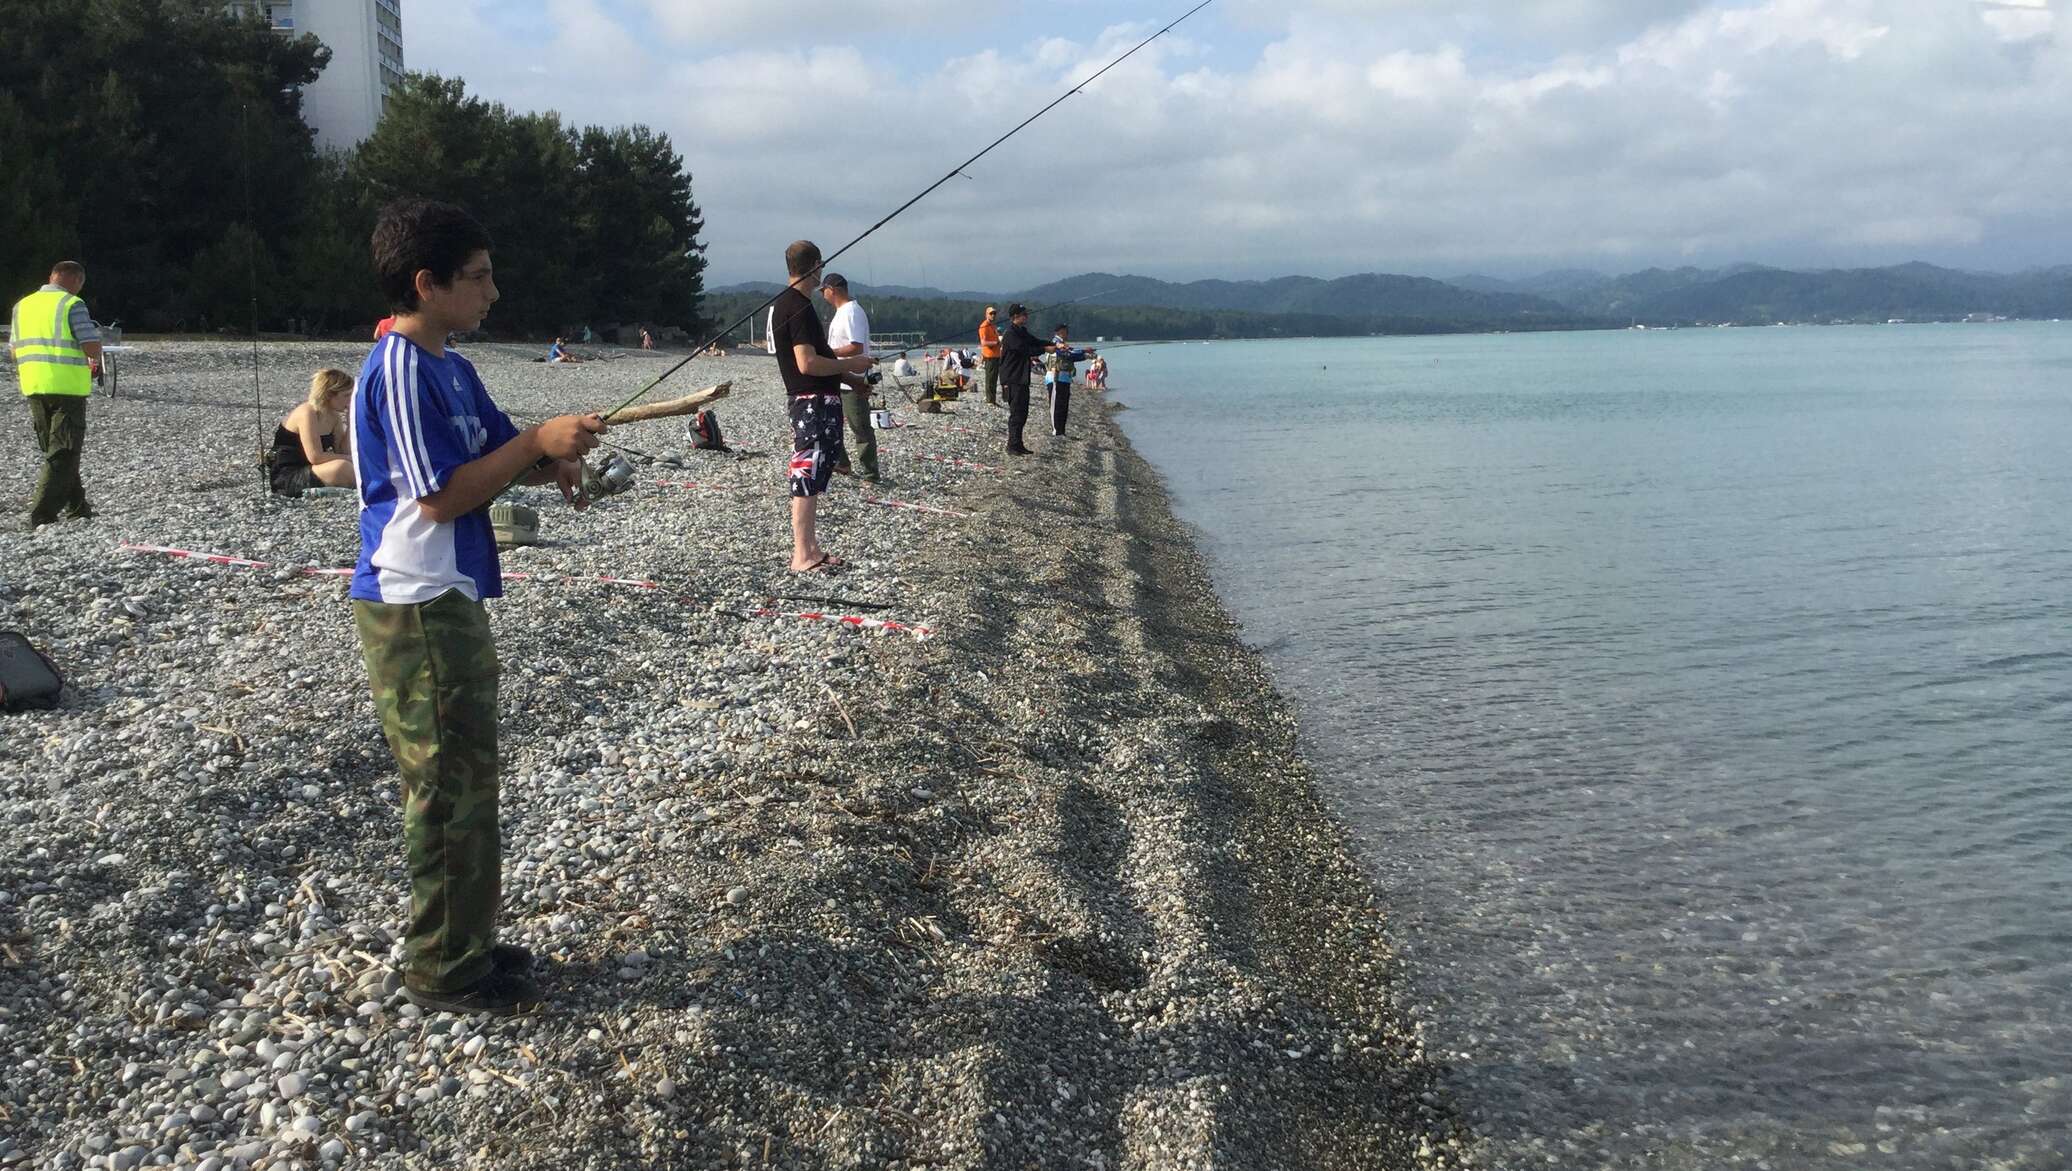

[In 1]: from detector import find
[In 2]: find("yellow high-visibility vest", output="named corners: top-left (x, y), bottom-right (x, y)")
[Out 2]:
top-left (10, 288), bottom-right (93, 397)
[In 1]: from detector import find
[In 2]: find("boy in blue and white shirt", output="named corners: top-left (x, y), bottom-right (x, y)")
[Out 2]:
top-left (352, 332), bottom-right (519, 602)
top-left (350, 198), bottom-right (604, 1016)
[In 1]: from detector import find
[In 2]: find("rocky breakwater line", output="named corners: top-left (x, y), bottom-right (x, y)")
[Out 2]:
top-left (0, 341), bottom-right (1468, 1169)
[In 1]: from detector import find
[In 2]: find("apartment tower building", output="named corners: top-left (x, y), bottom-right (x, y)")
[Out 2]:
top-left (230, 0), bottom-right (404, 150)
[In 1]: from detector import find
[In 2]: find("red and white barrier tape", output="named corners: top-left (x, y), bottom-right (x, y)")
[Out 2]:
top-left (912, 453), bottom-right (1002, 473)
top-left (505, 572), bottom-right (662, 589)
top-left (748, 609), bottom-right (935, 638)
top-left (861, 497), bottom-right (972, 518)
top-left (117, 544), bottom-right (935, 639)
top-left (119, 544), bottom-right (352, 576)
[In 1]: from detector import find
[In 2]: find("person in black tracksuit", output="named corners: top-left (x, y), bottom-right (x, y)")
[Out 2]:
top-left (997, 302), bottom-right (1046, 456)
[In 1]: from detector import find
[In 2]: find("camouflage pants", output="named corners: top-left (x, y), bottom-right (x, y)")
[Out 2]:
top-left (353, 590), bottom-right (502, 993)
top-left (26, 395), bottom-right (90, 525)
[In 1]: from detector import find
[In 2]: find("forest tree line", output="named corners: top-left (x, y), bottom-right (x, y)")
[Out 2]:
top-left (1, 0), bottom-right (707, 338)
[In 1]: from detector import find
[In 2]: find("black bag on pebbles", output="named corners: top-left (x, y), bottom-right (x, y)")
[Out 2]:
top-left (0, 631), bottom-right (63, 711)
top-left (690, 409), bottom-right (728, 451)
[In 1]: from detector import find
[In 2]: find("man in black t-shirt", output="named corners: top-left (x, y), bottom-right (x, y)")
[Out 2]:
top-left (771, 239), bottom-right (873, 572)
top-left (996, 303), bottom-right (1046, 456)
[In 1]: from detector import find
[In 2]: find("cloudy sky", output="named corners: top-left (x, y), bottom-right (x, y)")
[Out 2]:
top-left (408, 0), bottom-right (2067, 289)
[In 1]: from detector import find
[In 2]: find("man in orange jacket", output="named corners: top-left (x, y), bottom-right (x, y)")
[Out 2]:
top-left (978, 304), bottom-right (1003, 406)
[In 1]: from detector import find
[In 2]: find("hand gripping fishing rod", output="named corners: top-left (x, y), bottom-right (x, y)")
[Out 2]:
top-left (591, 0), bottom-right (1216, 428)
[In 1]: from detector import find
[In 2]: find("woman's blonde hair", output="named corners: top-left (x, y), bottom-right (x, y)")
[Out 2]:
top-left (308, 368), bottom-right (352, 410)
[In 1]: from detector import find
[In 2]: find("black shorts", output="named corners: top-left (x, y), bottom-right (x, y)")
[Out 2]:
top-left (787, 394), bottom-right (848, 497)
top-left (270, 463), bottom-right (319, 497)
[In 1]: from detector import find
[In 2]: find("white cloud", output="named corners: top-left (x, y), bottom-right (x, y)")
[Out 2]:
top-left (636, 0), bottom-right (971, 45)
top-left (407, 0), bottom-right (2072, 287)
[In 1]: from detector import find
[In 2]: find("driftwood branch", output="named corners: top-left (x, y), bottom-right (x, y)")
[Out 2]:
top-left (605, 382), bottom-right (730, 424)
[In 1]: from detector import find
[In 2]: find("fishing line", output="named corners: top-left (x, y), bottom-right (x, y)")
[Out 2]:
top-left (595, 437), bottom-right (674, 464)
top-left (242, 101), bottom-right (265, 491)
top-left (593, 0), bottom-right (1216, 426)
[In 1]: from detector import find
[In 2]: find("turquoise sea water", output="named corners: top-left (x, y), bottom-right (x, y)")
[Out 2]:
top-left (1109, 324), bottom-right (2072, 1169)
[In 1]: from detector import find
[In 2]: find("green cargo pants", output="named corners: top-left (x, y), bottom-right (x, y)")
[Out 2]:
top-left (982, 357), bottom-right (1000, 406)
top-left (842, 384), bottom-right (880, 481)
top-left (353, 590), bottom-right (502, 994)
top-left (26, 394), bottom-right (90, 526)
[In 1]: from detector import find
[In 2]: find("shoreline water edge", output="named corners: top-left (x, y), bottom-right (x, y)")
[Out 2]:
top-left (1, 342), bottom-right (1466, 1169)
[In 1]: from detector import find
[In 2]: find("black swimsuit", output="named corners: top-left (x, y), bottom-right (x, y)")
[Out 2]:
top-left (271, 423), bottom-right (338, 495)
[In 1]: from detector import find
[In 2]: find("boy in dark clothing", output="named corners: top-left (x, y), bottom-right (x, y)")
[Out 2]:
top-left (996, 303), bottom-right (1045, 456)
top-left (1043, 323), bottom-right (1092, 437)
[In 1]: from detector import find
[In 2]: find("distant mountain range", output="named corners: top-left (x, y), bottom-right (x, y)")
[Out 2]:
top-left (1448, 262), bottom-right (2072, 322)
top-left (712, 280), bottom-right (1000, 303)
top-left (711, 261), bottom-right (2072, 333)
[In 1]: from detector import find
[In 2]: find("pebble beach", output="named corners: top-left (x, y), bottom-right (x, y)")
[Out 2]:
top-left (0, 341), bottom-right (1465, 1170)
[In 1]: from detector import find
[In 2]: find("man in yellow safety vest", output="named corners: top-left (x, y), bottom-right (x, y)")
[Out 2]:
top-left (9, 261), bottom-right (103, 526)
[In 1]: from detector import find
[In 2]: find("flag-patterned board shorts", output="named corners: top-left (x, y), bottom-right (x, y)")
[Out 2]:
top-left (787, 393), bottom-right (849, 497)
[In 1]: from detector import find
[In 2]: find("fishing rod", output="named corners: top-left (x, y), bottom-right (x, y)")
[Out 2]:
top-left (1072, 337), bottom-right (1197, 350)
top-left (590, 0), bottom-right (1216, 427)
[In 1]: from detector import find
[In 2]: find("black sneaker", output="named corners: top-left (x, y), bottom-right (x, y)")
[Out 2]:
top-left (404, 969), bottom-right (539, 1016)
top-left (491, 944), bottom-right (534, 974)
top-left (1006, 444), bottom-right (1032, 456)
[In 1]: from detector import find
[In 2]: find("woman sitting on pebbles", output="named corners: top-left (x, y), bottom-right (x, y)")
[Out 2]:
top-left (270, 368), bottom-right (356, 496)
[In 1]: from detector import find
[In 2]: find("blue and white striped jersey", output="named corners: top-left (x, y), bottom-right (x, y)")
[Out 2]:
top-left (349, 333), bottom-right (520, 605)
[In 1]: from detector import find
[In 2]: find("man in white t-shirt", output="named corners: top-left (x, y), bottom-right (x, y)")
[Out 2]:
top-left (818, 272), bottom-right (881, 483)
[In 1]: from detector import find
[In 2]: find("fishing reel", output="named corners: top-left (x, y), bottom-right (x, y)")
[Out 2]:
top-left (866, 368), bottom-right (883, 386)
top-left (581, 452), bottom-right (638, 500)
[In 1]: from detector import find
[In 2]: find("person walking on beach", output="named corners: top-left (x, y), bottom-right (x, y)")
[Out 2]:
top-left (350, 198), bottom-right (605, 1015)
top-left (978, 305), bottom-right (1003, 406)
top-left (1044, 323), bottom-right (1092, 438)
top-left (819, 272), bottom-right (881, 484)
top-left (9, 261), bottom-right (104, 527)
top-left (771, 240), bottom-right (873, 571)
top-left (997, 302), bottom-right (1045, 456)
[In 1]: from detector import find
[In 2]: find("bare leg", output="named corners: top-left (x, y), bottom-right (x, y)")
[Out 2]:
top-left (313, 460), bottom-right (357, 488)
top-left (791, 496), bottom-right (841, 571)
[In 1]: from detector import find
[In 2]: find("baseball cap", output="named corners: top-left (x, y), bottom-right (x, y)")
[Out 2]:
top-left (819, 272), bottom-right (848, 290)
top-left (1007, 302), bottom-right (1029, 316)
